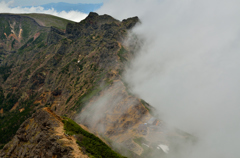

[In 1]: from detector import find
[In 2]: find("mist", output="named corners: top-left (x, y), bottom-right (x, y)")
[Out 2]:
top-left (98, 0), bottom-right (240, 157)
top-left (75, 81), bottom-right (139, 135)
top-left (0, 1), bottom-right (87, 22)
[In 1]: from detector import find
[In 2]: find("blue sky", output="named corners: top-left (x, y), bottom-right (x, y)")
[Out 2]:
top-left (5, 0), bottom-right (103, 6)
top-left (0, 0), bottom-right (101, 22)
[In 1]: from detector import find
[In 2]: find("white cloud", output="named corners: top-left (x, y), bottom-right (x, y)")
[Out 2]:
top-left (0, 1), bottom-right (87, 22)
top-left (98, 0), bottom-right (240, 157)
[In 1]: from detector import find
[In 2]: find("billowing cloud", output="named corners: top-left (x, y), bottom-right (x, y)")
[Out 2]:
top-left (0, 1), bottom-right (87, 22)
top-left (98, 0), bottom-right (240, 157)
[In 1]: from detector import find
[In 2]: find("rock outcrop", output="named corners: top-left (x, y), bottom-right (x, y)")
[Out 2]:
top-left (0, 108), bottom-right (88, 158)
top-left (66, 12), bottom-right (139, 40)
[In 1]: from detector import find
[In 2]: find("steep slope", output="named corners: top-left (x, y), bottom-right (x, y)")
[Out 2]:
top-left (0, 13), bottom-right (72, 58)
top-left (0, 12), bottom-right (195, 157)
top-left (0, 14), bottom-right (49, 59)
top-left (0, 107), bottom-right (123, 158)
top-left (0, 12), bottom-right (145, 154)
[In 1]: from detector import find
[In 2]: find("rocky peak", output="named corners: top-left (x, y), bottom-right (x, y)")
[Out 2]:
top-left (66, 12), bottom-right (139, 39)
top-left (0, 12), bottom-right (143, 157)
top-left (85, 12), bottom-right (99, 20)
top-left (122, 16), bottom-right (140, 29)
top-left (84, 12), bottom-right (119, 25)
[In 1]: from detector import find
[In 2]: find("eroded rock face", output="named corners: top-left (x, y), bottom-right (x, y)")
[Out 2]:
top-left (0, 12), bottom-right (143, 156)
top-left (122, 16), bottom-right (140, 29)
top-left (0, 14), bottom-right (46, 53)
top-left (0, 108), bottom-right (85, 158)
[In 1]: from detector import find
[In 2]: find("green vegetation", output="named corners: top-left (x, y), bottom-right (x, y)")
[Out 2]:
top-left (71, 71), bottom-right (114, 112)
top-left (19, 31), bottom-right (47, 51)
top-left (77, 59), bottom-right (86, 71)
top-left (0, 87), bottom-right (4, 105)
top-left (0, 17), bottom-right (11, 39)
top-left (22, 24), bottom-right (31, 39)
top-left (0, 97), bottom-right (36, 145)
top-left (65, 95), bottom-right (73, 104)
top-left (0, 65), bottom-right (12, 81)
top-left (11, 39), bottom-right (16, 48)
top-left (0, 12), bottom-right (142, 156)
top-left (61, 62), bottom-right (71, 73)
top-left (23, 13), bottom-right (74, 30)
top-left (37, 42), bottom-right (45, 48)
top-left (140, 99), bottom-right (150, 110)
top-left (90, 63), bottom-right (98, 72)
top-left (140, 99), bottom-right (154, 115)
top-left (18, 31), bottom-right (48, 54)
top-left (24, 68), bottom-right (31, 77)
top-left (0, 92), bottom-right (19, 112)
top-left (72, 59), bottom-right (78, 63)
top-left (32, 32), bottom-right (48, 45)
top-left (0, 144), bottom-right (4, 149)
top-left (133, 137), bottom-right (148, 147)
top-left (73, 86), bottom-right (100, 112)
top-left (74, 81), bottom-right (111, 113)
top-left (102, 135), bottom-right (140, 158)
top-left (62, 117), bottom-right (126, 158)
top-left (117, 46), bottom-right (127, 62)
top-left (19, 37), bottom-right (34, 51)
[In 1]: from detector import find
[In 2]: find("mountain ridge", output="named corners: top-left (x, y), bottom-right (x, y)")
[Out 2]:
top-left (0, 12), bottom-right (148, 157)
top-left (0, 12), bottom-right (195, 157)
top-left (0, 107), bottom-right (124, 158)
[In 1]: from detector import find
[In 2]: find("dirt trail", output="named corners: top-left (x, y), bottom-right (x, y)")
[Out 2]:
top-left (10, 102), bottom-right (19, 112)
top-left (44, 108), bottom-right (89, 158)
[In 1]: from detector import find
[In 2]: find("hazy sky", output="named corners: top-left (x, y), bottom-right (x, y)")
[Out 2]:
top-left (5, 0), bottom-right (103, 6)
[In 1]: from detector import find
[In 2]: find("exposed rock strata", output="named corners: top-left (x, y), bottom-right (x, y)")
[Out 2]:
top-left (0, 108), bottom-right (88, 158)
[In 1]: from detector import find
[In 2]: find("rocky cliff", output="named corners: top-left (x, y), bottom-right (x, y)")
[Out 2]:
top-left (0, 12), bottom-right (148, 156)
top-left (0, 108), bottom-right (88, 158)
top-left (0, 12), bottom-right (194, 157)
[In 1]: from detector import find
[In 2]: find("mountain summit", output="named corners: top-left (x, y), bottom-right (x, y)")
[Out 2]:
top-left (0, 12), bottom-right (194, 157)
top-left (0, 12), bottom-right (145, 156)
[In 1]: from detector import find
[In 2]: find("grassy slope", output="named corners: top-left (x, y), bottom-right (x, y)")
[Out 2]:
top-left (0, 96), bottom-right (37, 147)
top-left (63, 117), bottom-right (126, 158)
top-left (22, 13), bottom-right (74, 30)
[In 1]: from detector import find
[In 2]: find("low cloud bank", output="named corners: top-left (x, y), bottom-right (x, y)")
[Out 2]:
top-left (0, 1), bottom-right (87, 22)
top-left (98, 0), bottom-right (240, 157)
